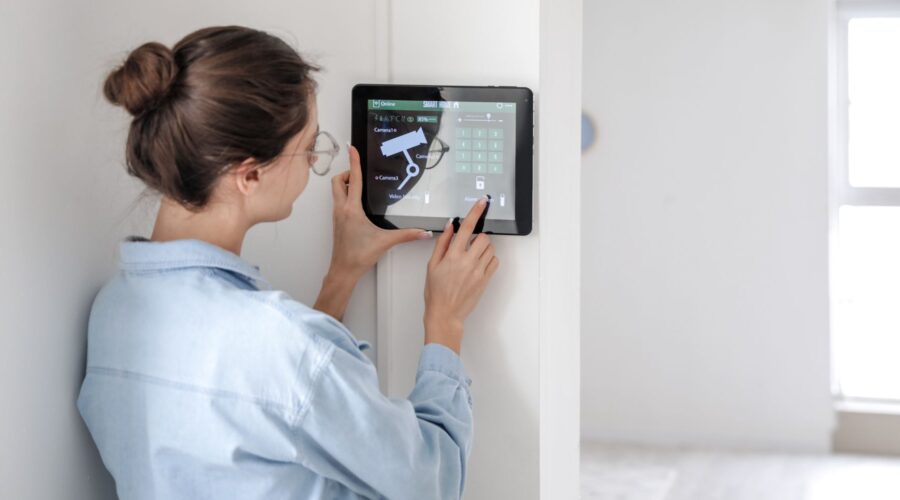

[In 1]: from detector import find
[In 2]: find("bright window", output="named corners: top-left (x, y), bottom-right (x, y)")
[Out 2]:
top-left (832, 8), bottom-right (900, 403)
top-left (848, 18), bottom-right (900, 188)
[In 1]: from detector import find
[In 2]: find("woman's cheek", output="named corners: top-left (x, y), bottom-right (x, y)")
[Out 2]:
top-left (278, 164), bottom-right (308, 215)
top-left (293, 164), bottom-right (310, 199)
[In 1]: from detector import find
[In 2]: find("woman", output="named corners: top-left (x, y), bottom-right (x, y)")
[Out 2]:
top-left (77, 26), bottom-right (498, 500)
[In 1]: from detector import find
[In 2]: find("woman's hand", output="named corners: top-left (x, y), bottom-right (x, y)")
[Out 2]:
top-left (423, 198), bottom-right (500, 353)
top-left (315, 144), bottom-right (431, 321)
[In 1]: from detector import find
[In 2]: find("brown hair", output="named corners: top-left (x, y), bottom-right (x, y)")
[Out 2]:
top-left (104, 26), bottom-right (319, 208)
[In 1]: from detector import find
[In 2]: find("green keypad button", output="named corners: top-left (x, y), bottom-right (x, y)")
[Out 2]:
top-left (454, 128), bottom-right (506, 169)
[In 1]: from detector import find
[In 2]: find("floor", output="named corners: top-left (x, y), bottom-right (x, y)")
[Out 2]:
top-left (581, 442), bottom-right (900, 500)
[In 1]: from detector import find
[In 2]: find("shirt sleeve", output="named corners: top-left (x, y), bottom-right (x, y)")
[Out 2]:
top-left (290, 341), bottom-right (474, 500)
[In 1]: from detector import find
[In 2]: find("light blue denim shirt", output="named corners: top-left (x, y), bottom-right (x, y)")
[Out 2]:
top-left (77, 238), bottom-right (473, 500)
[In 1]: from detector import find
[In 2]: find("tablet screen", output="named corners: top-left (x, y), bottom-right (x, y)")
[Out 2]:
top-left (365, 99), bottom-right (517, 221)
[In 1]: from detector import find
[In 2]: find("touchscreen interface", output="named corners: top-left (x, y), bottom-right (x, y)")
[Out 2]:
top-left (365, 99), bottom-right (516, 221)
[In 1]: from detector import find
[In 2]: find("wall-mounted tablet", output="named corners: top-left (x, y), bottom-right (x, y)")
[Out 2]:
top-left (351, 84), bottom-right (533, 235)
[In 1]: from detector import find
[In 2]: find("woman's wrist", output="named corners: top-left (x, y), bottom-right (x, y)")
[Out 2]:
top-left (424, 313), bottom-right (464, 354)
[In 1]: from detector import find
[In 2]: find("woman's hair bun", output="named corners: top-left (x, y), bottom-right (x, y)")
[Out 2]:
top-left (103, 42), bottom-right (178, 116)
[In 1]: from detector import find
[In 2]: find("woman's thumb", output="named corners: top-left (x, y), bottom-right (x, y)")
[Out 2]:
top-left (387, 228), bottom-right (433, 247)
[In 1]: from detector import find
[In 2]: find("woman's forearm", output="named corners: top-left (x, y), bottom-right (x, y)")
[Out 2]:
top-left (313, 269), bottom-right (360, 322)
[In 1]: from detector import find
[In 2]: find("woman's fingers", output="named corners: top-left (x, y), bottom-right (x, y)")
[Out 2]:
top-left (468, 233), bottom-right (491, 259)
top-left (485, 255), bottom-right (500, 278)
top-left (430, 218), bottom-right (454, 267)
top-left (347, 144), bottom-right (363, 201)
top-left (476, 244), bottom-right (495, 274)
top-left (331, 170), bottom-right (350, 203)
top-left (450, 198), bottom-right (487, 254)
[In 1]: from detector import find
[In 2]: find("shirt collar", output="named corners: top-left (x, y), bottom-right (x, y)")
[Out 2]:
top-left (119, 237), bottom-right (268, 289)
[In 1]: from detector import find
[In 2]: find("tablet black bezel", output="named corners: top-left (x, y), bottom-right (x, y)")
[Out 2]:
top-left (351, 84), bottom-right (533, 236)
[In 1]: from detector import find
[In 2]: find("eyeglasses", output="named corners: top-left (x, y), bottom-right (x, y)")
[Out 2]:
top-left (424, 136), bottom-right (450, 170)
top-left (255, 130), bottom-right (340, 176)
top-left (306, 130), bottom-right (340, 176)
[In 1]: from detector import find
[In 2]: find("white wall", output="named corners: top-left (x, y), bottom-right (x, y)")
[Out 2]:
top-left (1, 1), bottom-right (378, 497)
top-left (376, 1), bottom-right (581, 499)
top-left (580, 0), bottom-right (834, 451)
top-left (1, 4), bottom-right (125, 497)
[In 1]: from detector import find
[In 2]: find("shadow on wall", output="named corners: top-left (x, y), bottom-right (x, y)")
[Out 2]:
top-left (74, 285), bottom-right (119, 498)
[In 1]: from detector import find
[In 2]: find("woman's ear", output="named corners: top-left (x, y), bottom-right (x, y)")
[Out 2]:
top-left (231, 157), bottom-right (261, 196)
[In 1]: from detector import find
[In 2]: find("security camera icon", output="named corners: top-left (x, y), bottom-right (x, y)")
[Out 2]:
top-left (380, 127), bottom-right (428, 190)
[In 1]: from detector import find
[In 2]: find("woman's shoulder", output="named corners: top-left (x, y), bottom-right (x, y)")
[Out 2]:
top-left (89, 270), bottom-right (369, 370)
top-left (85, 272), bottom-right (346, 416)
